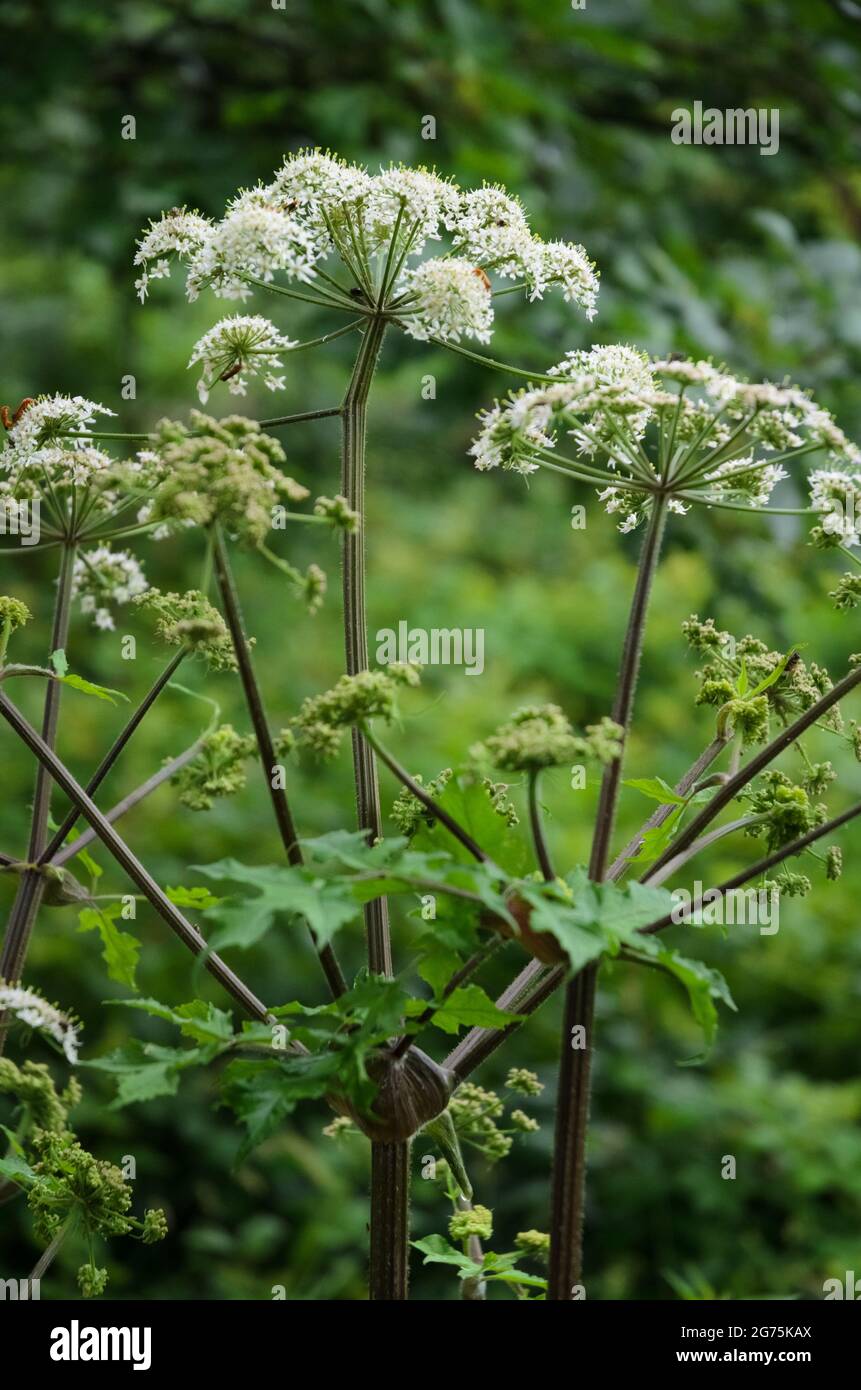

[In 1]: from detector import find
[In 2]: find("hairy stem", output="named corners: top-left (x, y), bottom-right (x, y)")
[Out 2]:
top-left (369, 1140), bottom-right (411, 1301)
top-left (548, 497), bottom-right (668, 1301)
top-left (40, 649), bottom-right (187, 864)
top-left (213, 529), bottom-right (346, 999)
top-left (0, 692), bottom-right (271, 1022)
top-left (0, 542), bottom-right (76, 1050)
top-left (341, 318), bottom-right (391, 974)
top-left (52, 739), bottom-right (204, 868)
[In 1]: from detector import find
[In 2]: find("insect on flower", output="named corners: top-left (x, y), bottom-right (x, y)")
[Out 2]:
top-left (1, 397), bottom-right (36, 430)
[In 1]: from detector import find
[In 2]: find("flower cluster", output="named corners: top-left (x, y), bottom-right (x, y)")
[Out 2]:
top-left (449, 1082), bottom-right (512, 1161)
top-left (289, 664), bottom-right (420, 758)
top-left (143, 411), bottom-right (308, 547)
top-left (71, 547), bottom-right (148, 631)
top-left (136, 151), bottom-right (599, 367)
top-left (0, 1057), bottom-right (81, 1132)
top-left (0, 982), bottom-right (81, 1063)
top-left (0, 594), bottom-right (32, 641)
top-left (473, 704), bottom-right (621, 773)
top-left (743, 771), bottom-right (826, 854)
top-left (391, 767), bottom-right (454, 835)
top-left (505, 1067), bottom-right (544, 1097)
top-left (398, 259), bottom-right (494, 344)
top-left (170, 724), bottom-right (256, 811)
top-left (449, 1204), bottom-right (493, 1242)
top-left (683, 616), bottom-right (842, 738)
top-left (188, 315), bottom-right (297, 402)
top-left (471, 349), bottom-right (860, 535)
top-left (313, 494), bottom-right (360, 532)
top-left (514, 1229), bottom-right (550, 1261)
top-left (0, 395), bottom-right (116, 502)
top-left (136, 588), bottom-right (237, 670)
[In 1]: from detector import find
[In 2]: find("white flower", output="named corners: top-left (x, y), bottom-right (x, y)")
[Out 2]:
top-left (398, 257), bottom-right (494, 344)
top-left (134, 208), bottom-right (212, 301)
top-left (451, 184), bottom-right (533, 277)
top-left (527, 240), bottom-right (600, 318)
top-left (72, 547), bottom-right (148, 630)
top-left (702, 455), bottom-right (788, 508)
top-left (188, 315), bottom-right (297, 402)
top-left (186, 204), bottom-right (318, 300)
top-left (0, 396), bottom-right (117, 495)
top-left (0, 983), bottom-right (80, 1063)
top-left (363, 165), bottom-right (461, 255)
top-left (6, 395), bottom-right (115, 452)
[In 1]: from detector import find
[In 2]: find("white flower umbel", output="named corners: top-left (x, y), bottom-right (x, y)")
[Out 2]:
top-left (186, 203), bottom-right (318, 301)
top-left (72, 546), bottom-right (148, 631)
top-left (134, 208), bottom-right (213, 302)
top-left (0, 982), bottom-right (80, 1063)
top-left (136, 150), bottom-right (600, 342)
top-left (472, 349), bottom-right (860, 535)
top-left (398, 258), bottom-right (494, 344)
top-left (6, 395), bottom-right (115, 452)
top-left (188, 315), bottom-right (297, 402)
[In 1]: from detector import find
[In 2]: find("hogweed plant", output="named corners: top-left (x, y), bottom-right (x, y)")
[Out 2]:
top-left (0, 150), bottom-right (859, 1301)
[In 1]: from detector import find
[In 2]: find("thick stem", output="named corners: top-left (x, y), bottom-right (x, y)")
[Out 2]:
top-left (0, 542), bottom-right (76, 1043)
top-left (213, 529), bottom-right (346, 999)
top-left (548, 497), bottom-right (668, 1301)
top-left (341, 318), bottom-right (391, 975)
top-left (39, 648), bottom-right (187, 864)
top-left (0, 692), bottom-right (271, 1023)
top-left (369, 1140), bottom-right (411, 1301)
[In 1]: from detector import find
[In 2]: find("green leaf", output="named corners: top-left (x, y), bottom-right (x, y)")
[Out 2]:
top-left (626, 945), bottom-right (737, 1058)
top-left (166, 884), bottom-right (224, 910)
top-left (58, 672), bottom-right (129, 704)
top-left (191, 858), bottom-right (360, 951)
top-left (626, 805), bottom-right (684, 864)
top-left (410, 771), bottom-right (529, 876)
top-left (412, 1234), bottom-right (483, 1277)
top-left (429, 983), bottom-right (524, 1036)
top-left (623, 776), bottom-right (687, 806)
top-left (84, 1039), bottom-right (214, 1107)
top-left (106, 996), bottom-right (235, 1045)
top-left (77, 902), bottom-right (141, 989)
top-left (746, 645), bottom-right (802, 700)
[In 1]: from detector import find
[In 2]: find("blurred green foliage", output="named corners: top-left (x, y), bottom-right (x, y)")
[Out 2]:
top-left (1, 0), bottom-right (860, 1299)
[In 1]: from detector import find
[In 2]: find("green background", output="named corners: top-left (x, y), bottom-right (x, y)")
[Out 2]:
top-left (1, 0), bottom-right (860, 1299)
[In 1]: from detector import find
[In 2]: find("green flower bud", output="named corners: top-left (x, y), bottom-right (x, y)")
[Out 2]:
top-left (449, 1204), bottom-right (493, 1242)
top-left (505, 1067), bottom-right (544, 1097)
